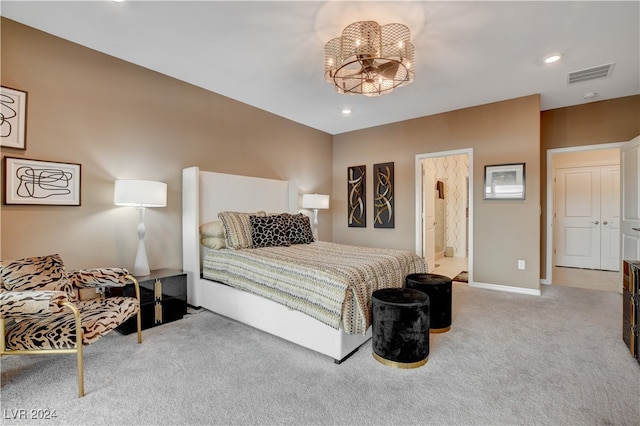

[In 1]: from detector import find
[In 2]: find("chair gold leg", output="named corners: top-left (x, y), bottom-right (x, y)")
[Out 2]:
top-left (61, 301), bottom-right (84, 397)
top-left (1, 317), bottom-right (6, 353)
top-left (77, 343), bottom-right (84, 397)
top-left (136, 310), bottom-right (142, 344)
top-left (127, 275), bottom-right (144, 344)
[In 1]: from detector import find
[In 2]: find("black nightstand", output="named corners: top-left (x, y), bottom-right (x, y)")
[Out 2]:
top-left (110, 269), bottom-right (187, 335)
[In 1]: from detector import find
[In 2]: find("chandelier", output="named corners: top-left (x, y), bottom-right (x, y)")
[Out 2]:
top-left (324, 21), bottom-right (415, 97)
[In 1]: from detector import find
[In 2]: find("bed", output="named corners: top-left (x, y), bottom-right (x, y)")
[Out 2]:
top-left (182, 167), bottom-right (427, 363)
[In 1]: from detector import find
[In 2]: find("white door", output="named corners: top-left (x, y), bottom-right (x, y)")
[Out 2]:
top-left (555, 167), bottom-right (601, 268)
top-left (423, 160), bottom-right (436, 270)
top-left (601, 165), bottom-right (621, 271)
top-left (621, 136), bottom-right (640, 265)
top-left (555, 165), bottom-right (620, 271)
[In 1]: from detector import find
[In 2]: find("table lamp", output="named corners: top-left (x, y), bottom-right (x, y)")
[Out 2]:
top-left (114, 179), bottom-right (167, 276)
top-left (302, 193), bottom-right (330, 240)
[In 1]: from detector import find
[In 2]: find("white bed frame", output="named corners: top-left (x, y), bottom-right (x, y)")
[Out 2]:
top-left (182, 167), bottom-right (371, 363)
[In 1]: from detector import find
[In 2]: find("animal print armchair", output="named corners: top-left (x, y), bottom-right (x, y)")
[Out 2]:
top-left (0, 254), bottom-right (142, 397)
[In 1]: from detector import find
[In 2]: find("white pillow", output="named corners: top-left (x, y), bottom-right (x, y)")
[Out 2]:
top-left (200, 236), bottom-right (227, 250)
top-left (199, 221), bottom-right (225, 238)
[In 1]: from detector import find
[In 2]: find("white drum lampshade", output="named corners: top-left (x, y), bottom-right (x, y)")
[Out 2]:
top-left (114, 180), bottom-right (167, 208)
top-left (114, 180), bottom-right (167, 276)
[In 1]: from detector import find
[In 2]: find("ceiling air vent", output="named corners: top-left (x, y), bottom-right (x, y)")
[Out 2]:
top-left (567, 62), bottom-right (615, 84)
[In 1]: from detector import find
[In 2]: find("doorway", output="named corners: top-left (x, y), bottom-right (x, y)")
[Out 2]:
top-left (415, 149), bottom-right (472, 281)
top-left (546, 143), bottom-right (624, 290)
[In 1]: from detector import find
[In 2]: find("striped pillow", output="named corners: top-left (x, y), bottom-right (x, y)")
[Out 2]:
top-left (218, 211), bottom-right (266, 249)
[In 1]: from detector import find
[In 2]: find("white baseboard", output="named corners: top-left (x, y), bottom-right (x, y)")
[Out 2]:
top-left (469, 281), bottom-right (541, 296)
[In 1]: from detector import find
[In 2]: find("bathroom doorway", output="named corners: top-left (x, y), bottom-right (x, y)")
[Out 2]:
top-left (415, 149), bottom-right (472, 281)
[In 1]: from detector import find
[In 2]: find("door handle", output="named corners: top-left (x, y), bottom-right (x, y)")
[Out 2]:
top-left (633, 227), bottom-right (640, 232)
top-left (590, 221), bottom-right (599, 225)
top-left (602, 221), bottom-right (608, 225)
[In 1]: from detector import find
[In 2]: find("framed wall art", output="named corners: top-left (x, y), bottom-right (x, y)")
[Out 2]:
top-left (347, 165), bottom-right (366, 227)
top-left (373, 162), bottom-right (394, 228)
top-left (484, 163), bottom-right (525, 200)
top-left (4, 157), bottom-right (81, 205)
top-left (1, 86), bottom-right (28, 149)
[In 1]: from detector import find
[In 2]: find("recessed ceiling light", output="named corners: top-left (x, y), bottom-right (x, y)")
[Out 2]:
top-left (544, 54), bottom-right (562, 64)
top-left (341, 109), bottom-right (352, 115)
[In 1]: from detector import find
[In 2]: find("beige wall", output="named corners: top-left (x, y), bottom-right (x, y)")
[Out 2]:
top-left (333, 95), bottom-right (541, 291)
top-left (0, 19), bottom-right (333, 270)
top-left (540, 95), bottom-right (640, 277)
top-left (541, 96), bottom-right (639, 150)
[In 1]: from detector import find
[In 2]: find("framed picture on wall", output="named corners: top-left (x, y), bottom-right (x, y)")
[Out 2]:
top-left (347, 165), bottom-right (366, 227)
top-left (373, 162), bottom-right (394, 228)
top-left (0, 86), bottom-right (28, 149)
top-left (484, 163), bottom-right (525, 200)
top-left (3, 157), bottom-right (81, 205)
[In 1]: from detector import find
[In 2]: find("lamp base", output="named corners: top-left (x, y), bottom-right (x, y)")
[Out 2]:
top-left (312, 208), bottom-right (319, 241)
top-left (132, 207), bottom-right (150, 277)
top-left (133, 240), bottom-right (150, 277)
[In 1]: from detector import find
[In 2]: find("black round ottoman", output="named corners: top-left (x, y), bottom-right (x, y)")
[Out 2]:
top-left (371, 288), bottom-right (430, 369)
top-left (405, 273), bottom-right (452, 333)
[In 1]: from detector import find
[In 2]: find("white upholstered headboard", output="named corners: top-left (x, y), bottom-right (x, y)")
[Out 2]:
top-left (182, 167), bottom-right (298, 304)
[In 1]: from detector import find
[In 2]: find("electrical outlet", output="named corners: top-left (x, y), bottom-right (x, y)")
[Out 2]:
top-left (518, 260), bottom-right (525, 270)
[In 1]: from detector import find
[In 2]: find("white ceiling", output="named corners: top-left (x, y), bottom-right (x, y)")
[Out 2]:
top-left (2, 1), bottom-right (639, 135)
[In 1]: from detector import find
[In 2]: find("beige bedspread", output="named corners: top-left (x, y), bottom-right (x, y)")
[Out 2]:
top-left (202, 241), bottom-right (427, 334)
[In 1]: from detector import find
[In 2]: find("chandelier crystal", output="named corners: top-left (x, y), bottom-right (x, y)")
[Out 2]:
top-left (324, 21), bottom-right (415, 97)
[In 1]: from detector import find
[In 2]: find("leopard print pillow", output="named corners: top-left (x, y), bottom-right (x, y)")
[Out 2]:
top-left (284, 213), bottom-right (314, 244)
top-left (0, 254), bottom-right (76, 301)
top-left (249, 214), bottom-right (291, 248)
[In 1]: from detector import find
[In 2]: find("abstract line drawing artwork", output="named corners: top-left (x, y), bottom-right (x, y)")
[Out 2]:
top-left (0, 86), bottom-right (28, 149)
top-left (4, 157), bottom-right (81, 206)
top-left (373, 162), bottom-right (394, 228)
top-left (347, 165), bottom-right (366, 227)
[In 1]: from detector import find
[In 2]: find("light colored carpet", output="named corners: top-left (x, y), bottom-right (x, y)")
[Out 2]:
top-left (1, 284), bottom-right (639, 425)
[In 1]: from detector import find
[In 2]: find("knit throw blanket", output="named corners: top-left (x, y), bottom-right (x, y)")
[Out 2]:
top-left (203, 241), bottom-right (427, 334)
